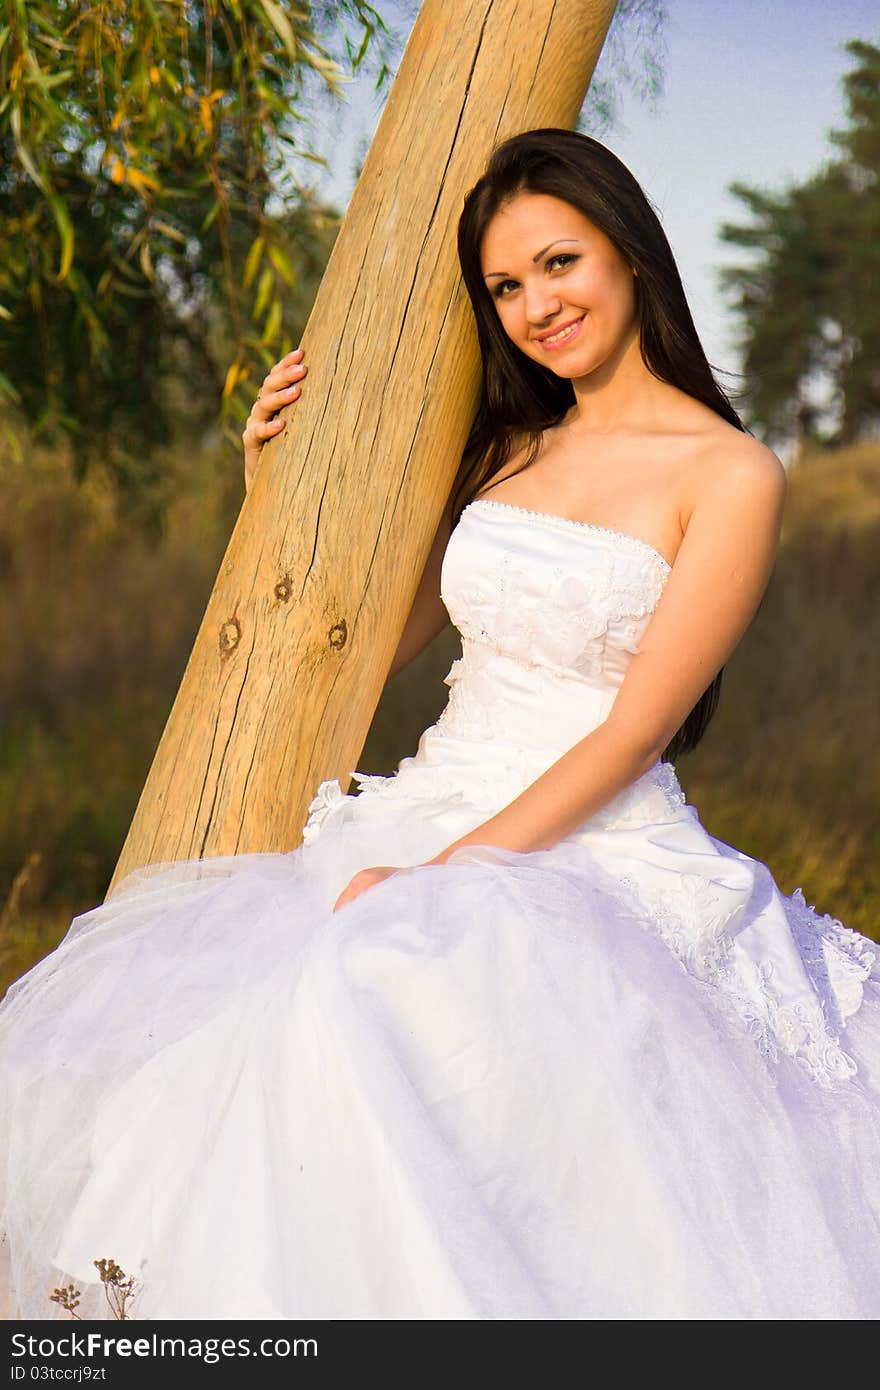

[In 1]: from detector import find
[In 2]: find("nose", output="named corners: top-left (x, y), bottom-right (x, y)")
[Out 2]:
top-left (523, 278), bottom-right (562, 326)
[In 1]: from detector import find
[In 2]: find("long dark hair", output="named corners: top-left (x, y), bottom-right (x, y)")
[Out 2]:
top-left (453, 128), bottom-right (749, 762)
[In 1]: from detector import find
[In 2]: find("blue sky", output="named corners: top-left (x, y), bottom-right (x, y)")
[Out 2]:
top-left (304, 0), bottom-right (877, 416)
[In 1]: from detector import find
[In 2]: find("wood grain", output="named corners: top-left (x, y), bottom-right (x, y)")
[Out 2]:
top-left (108, 0), bottom-right (620, 894)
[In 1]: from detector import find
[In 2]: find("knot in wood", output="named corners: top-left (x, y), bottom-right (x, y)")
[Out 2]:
top-left (274, 575), bottom-right (293, 602)
top-left (219, 616), bottom-right (242, 657)
top-left (328, 618), bottom-right (347, 650)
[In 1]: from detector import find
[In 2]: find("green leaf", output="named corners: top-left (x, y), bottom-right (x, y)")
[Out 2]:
top-left (260, 0), bottom-right (298, 62)
top-left (254, 266), bottom-right (273, 320)
top-left (243, 235), bottom-right (265, 290)
top-left (152, 217), bottom-right (186, 243)
top-left (33, 66), bottom-right (74, 91)
top-left (138, 240), bottom-right (155, 281)
top-left (10, 107), bottom-right (46, 191)
top-left (47, 191), bottom-right (75, 281)
top-left (261, 297), bottom-right (281, 344)
top-left (201, 200), bottom-right (221, 233)
top-left (267, 242), bottom-right (295, 287)
top-left (112, 255), bottom-right (146, 284)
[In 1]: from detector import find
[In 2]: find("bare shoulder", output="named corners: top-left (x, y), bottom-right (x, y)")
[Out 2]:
top-left (683, 428), bottom-right (787, 532)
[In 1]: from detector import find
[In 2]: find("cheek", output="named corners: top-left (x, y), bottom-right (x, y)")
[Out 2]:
top-left (573, 261), bottom-right (617, 307)
top-left (493, 299), bottom-right (523, 339)
top-left (570, 267), bottom-right (633, 331)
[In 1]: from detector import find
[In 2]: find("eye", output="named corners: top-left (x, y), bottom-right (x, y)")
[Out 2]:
top-left (491, 253), bottom-right (579, 299)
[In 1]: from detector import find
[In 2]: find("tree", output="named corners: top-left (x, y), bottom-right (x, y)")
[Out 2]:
top-left (718, 38), bottom-right (880, 449)
top-left (0, 1), bottom-right (398, 498)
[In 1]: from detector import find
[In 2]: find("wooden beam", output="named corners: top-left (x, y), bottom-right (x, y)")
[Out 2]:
top-left (108, 0), bottom-right (620, 894)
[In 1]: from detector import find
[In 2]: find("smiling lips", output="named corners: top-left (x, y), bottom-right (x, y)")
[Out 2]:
top-left (535, 313), bottom-right (586, 349)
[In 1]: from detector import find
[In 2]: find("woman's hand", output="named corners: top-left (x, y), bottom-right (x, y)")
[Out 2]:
top-left (242, 347), bottom-right (309, 493)
top-left (332, 866), bottom-right (409, 913)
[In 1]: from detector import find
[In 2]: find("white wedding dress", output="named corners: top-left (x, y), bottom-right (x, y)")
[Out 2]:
top-left (1, 495), bottom-right (879, 1321)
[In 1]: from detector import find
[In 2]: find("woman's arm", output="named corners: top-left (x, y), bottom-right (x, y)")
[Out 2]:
top-left (424, 441), bottom-right (788, 864)
top-left (384, 497), bottom-right (454, 683)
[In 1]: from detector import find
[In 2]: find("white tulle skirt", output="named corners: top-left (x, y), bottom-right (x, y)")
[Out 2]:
top-left (1, 765), bottom-right (879, 1321)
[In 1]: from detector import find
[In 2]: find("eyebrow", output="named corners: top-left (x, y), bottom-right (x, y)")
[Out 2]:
top-left (483, 238), bottom-right (581, 281)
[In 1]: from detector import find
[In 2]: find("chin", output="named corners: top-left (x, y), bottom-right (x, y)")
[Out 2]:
top-left (536, 352), bottom-right (598, 381)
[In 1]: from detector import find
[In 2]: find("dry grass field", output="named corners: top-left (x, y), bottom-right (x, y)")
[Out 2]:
top-left (1, 438), bottom-right (877, 997)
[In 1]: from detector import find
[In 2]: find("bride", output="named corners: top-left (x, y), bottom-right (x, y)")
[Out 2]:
top-left (1, 128), bottom-right (879, 1321)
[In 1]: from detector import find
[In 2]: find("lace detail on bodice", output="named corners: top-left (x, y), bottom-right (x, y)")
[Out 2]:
top-left (441, 500), bottom-right (670, 685)
top-left (301, 503), bottom-right (690, 842)
top-left (303, 499), bottom-right (682, 840)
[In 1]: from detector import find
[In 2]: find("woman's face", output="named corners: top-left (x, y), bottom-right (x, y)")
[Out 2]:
top-left (479, 191), bottom-right (638, 379)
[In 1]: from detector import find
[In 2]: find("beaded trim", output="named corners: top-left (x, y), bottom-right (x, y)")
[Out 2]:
top-left (465, 497), bottom-right (673, 574)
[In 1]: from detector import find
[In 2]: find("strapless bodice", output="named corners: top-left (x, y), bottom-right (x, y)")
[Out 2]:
top-left (443, 498), bottom-right (672, 683)
top-left (344, 498), bottom-right (688, 832)
top-left (434, 497), bottom-right (671, 744)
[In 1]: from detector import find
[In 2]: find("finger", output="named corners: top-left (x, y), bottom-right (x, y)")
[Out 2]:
top-left (255, 416), bottom-right (285, 437)
top-left (255, 381), bottom-right (302, 415)
top-left (258, 362), bottom-right (307, 405)
top-left (267, 348), bottom-right (304, 381)
top-left (266, 361), bottom-right (307, 390)
top-left (245, 413), bottom-right (281, 435)
top-left (243, 418), bottom-right (284, 448)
